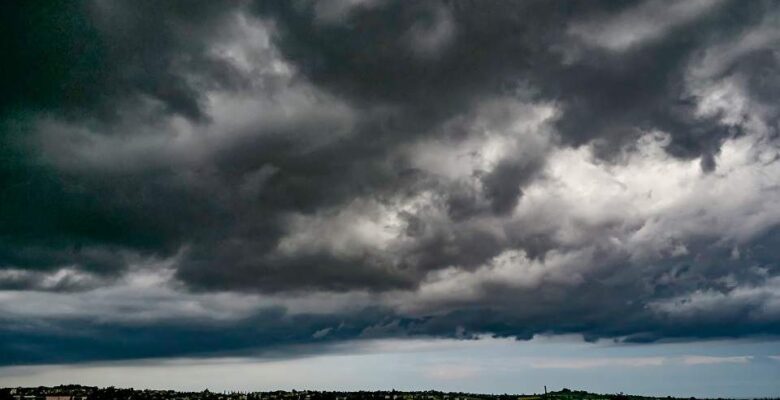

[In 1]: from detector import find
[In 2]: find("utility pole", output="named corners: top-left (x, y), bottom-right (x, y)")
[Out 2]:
top-left (544, 386), bottom-right (547, 399)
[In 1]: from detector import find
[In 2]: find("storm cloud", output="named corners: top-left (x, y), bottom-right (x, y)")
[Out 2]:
top-left (1, 0), bottom-right (780, 365)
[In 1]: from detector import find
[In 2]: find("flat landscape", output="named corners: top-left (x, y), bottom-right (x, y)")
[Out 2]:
top-left (3, 387), bottom-right (777, 400)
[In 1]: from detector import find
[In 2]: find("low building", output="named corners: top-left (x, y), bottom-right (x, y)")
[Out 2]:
top-left (46, 395), bottom-right (73, 400)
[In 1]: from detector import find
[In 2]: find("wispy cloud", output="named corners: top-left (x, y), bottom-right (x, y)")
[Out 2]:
top-left (421, 365), bottom-right (481, 380)
top-left (530, 357), bottom-right (666, 369)
top-left (568, 0), bottom-right (724, 51)
top-left (681, 356), bottom-right (753, 365)
top-left (529, 355), bottom-right (758, 369)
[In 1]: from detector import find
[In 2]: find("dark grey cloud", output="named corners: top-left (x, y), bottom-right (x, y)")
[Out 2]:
top-left (1, 0), bottom-right (779, 366)
top-left (254, 0), bottom-right (771, 165)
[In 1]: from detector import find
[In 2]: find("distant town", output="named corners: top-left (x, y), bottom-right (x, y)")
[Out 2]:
top-left (2, 386), bottom-right (778, 400)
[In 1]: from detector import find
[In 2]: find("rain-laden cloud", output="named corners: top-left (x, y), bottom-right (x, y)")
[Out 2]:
top-left (1, 0), bottom-right (780, 365)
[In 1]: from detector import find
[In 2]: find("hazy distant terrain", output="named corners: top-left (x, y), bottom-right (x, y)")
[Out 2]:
top-left (3, 386), bottom-right (777, 400)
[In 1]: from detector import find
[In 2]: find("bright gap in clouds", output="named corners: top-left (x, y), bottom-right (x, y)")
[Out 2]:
top-left (2, 336), bottom-right (779, 398)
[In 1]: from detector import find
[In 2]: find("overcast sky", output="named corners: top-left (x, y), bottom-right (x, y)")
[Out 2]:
top-left (1, 0), bottom-right (779, 396)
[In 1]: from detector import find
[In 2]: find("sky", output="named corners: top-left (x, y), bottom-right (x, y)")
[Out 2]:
top-left (0, 0), bottom-right (779, 396)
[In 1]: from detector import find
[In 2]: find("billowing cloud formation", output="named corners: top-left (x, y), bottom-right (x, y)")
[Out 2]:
top-left (1, 0), bottom-right (780, 365)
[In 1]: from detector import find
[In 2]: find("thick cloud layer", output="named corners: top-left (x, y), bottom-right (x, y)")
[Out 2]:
top-left (1, 0), bottom-right (780, 365)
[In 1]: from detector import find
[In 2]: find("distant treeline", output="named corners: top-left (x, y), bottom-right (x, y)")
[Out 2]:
top-left (2, 386), bottom-right (778, 400)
